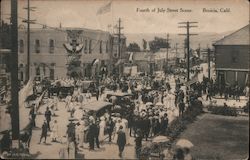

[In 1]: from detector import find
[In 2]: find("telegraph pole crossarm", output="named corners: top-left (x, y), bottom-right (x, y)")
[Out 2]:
top-left (22, 0), bottom-right (37, 81)
top-left (178, 21), bottom-right (198, 81)
top-left (166, 33), bottom-right (171, 73)
top-left (208, 47), bottom-right (211, 80)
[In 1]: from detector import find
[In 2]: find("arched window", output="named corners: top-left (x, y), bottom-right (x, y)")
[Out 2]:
top-left (84, 40), bottom-right (88, 54)
top-left (19, 39), bottom-right (24, 53)
top-left (106, 42), bottom-right (109, 53)
top-left (20, 71), bottom-right (24, 81)
top-left (89, 40), bottom-right (92, 54)
top-left (35, 39), bottom-right (40, 53)
top-left (36, 67), bottom-right (40, 75)
top-left (49, 39), bottom-right (54, 53)
top-left (50, 68), bottom-right (54, 80)
top-left (100, 40), bottom-right (103, 53)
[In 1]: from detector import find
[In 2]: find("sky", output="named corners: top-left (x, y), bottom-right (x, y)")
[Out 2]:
top-left (1, 0), bottom-right (249, 34)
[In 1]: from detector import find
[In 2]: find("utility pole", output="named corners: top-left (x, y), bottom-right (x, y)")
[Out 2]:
top-left (11, 0), bottom-right (20, 148)
top-left (114, 18), bottom-right (123, 75)
top-left (183, 38), bottom-right (187, 59)
top-left (23, 0), bottom-right (36, 81)
top-left (207, 46), bottom-right (211, 80)
top-left (117, 18), bottom-right (123, 59)
top-left (178, 21), bottom-right (198, 81)
top-left (197, 43), bottom-right (201, 58)
top-left (166, 33), bottom-right (171, 71)
top-left (175, 43), bottom-right (179, 58)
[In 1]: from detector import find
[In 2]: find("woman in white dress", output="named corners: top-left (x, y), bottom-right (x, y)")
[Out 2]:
top-left (121, 117), bottom-right (130, 145)
top-left (51, 120), bottom-right (59, 142)
top-left (113, 118), bottom-right (122, 142)
top-left (77, 120), bottom-right (86, 149)
top-left (99, 116), bottom-right (106, 143)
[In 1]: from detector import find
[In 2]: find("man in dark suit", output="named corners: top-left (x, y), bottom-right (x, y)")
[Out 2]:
top-left (94, 120), bottom-right (100, 148)
top-left (39, 120), bottom-right (48, 144)
top-left (178, 101), bottom-right (185, 117)
top-left (45, 107), bottom-right (52, 131)
top-left (88, 121), bottom-right (95, 150)
top-left (29, 104), bottom-right (36, 128)
top-left (106, 117), bottom-right (115, 142)
top-left (160, 113), bottom-right (168, 134)
top-left (117, 126), bottom-right (126, 158)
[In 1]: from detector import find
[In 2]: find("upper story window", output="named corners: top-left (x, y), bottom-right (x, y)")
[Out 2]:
top-left (49, 39), bottom-right (54, 54)
top-left (100, 40), bottom-right (103, 54)
top-left (19, 64), bottom-right (24, 68)
top-left (35, 67), bottom-right (40, 75)
top-left (35, 39), bottom-right (40, 53)
top-left (231, 51), bottom-right (239, 63)
top-left (50, 66), bottom-right (55, 80)
top-left (19, 39), bottom-right (24, 53)
top-left (84, 40), bottom-right (88, 54)
top-left (89, 40), bottom-right (92, 54)
top-left (106, 42), bottom-right (109, 53)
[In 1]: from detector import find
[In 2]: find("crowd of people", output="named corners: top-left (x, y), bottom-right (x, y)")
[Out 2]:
top-left (30, 74), bottom-right (200, 159)
top-left (3, 70), bottom-right (247, 159)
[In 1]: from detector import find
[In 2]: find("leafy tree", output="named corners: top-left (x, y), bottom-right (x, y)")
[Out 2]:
top-left (149, 37), bottom-right (170, 53)
top-left (127, 42), bottom-right (140, 52)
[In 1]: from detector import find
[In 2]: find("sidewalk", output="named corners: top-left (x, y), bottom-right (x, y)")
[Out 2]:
top-left (200, 95), bottom-right (248, 108)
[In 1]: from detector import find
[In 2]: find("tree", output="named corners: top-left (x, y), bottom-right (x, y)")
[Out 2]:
top-left (127, 42), bottom-right (140, 52)
top-left (142, 39), bottom-right (147, 50)
top-left (149, 37), bottom-right (170, 53)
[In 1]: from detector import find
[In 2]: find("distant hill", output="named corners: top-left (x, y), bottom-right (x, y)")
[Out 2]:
top-left (125, 31), bottom-right (232, 50)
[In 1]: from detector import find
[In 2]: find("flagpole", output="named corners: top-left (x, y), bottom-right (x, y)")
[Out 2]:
top-left (111, 1), bottom-right (114, 34)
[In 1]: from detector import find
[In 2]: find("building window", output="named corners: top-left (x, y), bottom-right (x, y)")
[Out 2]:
top-left (101, 60), bottom-right (105, 66)
top-left (100, 40), bottom-right (103, 53)
top-left (106, 42), bottom-right (108, 53)
top-left (231, 51), bottom-right (239, 63)
top-left (50, 68), bottom-right (54, 80)
top-left (49, 39), bottom-right (54, 53)
top-left (84, 40), bottom-right (88, 54)
top-left (35, 39), bottom-right (40, 53)
top-left (20, 71), bottom-right (24, 81)
top-left (35, 67), bottom-right (40, 75)
top-left (89, 40), bottom-right (92, 54)
top-left (19, 39), bottom-right (24, 53)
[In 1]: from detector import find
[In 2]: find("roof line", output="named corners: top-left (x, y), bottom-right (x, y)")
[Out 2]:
top-left (213, 24), bottom-right (249, 45)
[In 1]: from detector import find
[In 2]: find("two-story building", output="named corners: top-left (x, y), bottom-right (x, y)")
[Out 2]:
top-left (18, 27), bottom-right (126, 81)
top-left (213, 24), bottom-right (249, 88)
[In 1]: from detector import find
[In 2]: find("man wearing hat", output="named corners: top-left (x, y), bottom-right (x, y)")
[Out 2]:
top-left (160, 113), bottom-right (168, 135)
top-left (134, 129), bottom-right (143, 159)
top-left (94, 120), bottom-right (100, 149)
top-left (178, 100), bottom-right (185, 117)
top-left (39, 120), bottom-right (48, 144)
top-left (88, 120), bottom-right (95, 150)
top-left (44, 106), bottom-right (52, 131)
top-left (106, 117), bottom-right (115, 142)
top-left (29, 104), bottom-right (37, 128)
top-left (117, 126), bottom-right (126, 158)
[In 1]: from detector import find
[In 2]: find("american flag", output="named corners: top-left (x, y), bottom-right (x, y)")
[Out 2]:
top-left (96, 1), bottom-right (112, 15)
